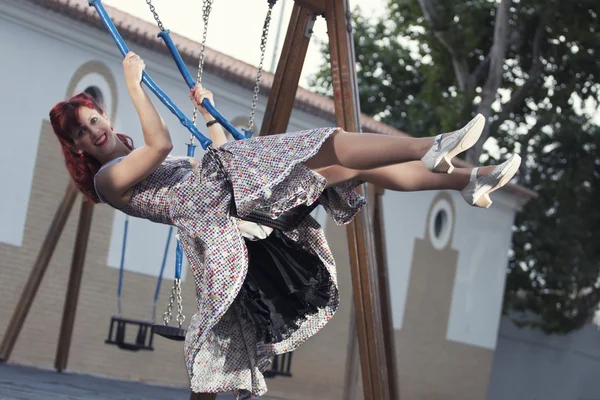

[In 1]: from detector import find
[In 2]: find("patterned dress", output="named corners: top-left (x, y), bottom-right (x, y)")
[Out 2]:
top-left (96, 128), bottom-right (365, 399)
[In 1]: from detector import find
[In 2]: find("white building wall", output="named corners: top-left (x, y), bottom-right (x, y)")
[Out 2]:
top-left (382, 189), bottom-right (518, 350)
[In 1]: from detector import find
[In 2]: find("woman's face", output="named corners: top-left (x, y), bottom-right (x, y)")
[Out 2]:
top-left (71, 106), bottom-right (117, 159)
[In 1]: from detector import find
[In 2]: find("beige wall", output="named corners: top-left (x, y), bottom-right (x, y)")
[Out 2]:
top-left (394, 237), bottom-right (493, 400)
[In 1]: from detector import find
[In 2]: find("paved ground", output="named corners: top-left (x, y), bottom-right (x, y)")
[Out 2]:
top-left (0, 364), bottom-right (279, 400)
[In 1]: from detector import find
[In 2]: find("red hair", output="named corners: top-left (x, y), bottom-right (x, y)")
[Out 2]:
top-left (49, 92), bottom-right (134, 203)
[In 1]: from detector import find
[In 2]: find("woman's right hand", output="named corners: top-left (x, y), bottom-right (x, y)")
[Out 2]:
top-left (190, 83), bottom-right (215, 118)
top-left (123, 51), bottom-right (145, 88)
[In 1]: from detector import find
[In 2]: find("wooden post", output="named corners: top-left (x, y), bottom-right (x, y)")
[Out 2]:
top-left (260, 2), bottom-right (317, 136)
top-left (342, 304), bottom-right (359, 400)
top-left (344, 187), bottom-right (399, 400)
top-left (260, 1), bottom-right (397, 397)
top-left (294, 0), bottom-right (326, 14)
top-left (326, 0), bottom-right (394, 398)
top-left (373, 187), bottom-right (400, 400)
top-left (55, 199), bottom-right (95, 372)
top-left (0, 181), bottom-right (79, 362)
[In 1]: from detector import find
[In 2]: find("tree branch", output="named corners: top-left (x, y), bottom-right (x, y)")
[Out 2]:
top-left (479, 0), bottom-right (512, 107)
top-left (417, 0), bottom-right (471, 91)
top-left (469, 54), bottom-right (491, 88)
top-left (469, 32), bottom-right (520, 89)
top-left (467, 0), bottom-right (512, 163)
top-left (515, 121), bottom-right (543, 185)
top-left (495, 13), bottom-right (547, 126)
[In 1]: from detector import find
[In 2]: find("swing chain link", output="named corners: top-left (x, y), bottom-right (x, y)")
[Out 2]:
top-left (163, 281), bottom-right (177, 325)
top-left (145, 0), bottom-right (165, 32)
top-left (191, 0), bottom-right (214, 133)
top-left (248, 1), bottom-right (276, 133)
top-left (198, 0), bottom-right (213, 86)
top-left (175, 279), bottom-right (186, 327)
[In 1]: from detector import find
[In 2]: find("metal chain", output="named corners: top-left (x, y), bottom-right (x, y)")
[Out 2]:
top-left (197, 0), bottom-right (213, 87)
top-left (248, 1), bottom-right (276, 132)
top-left (175, 279), bottom-right (186, 327)
top-left (145, 0), bottom-right (165, 31)
top-left (162, 282), bottom-right (177, 325)
top-left (191, 0), bottom-right (214, 134)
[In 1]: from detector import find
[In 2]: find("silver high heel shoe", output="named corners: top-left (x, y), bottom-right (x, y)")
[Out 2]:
top-left (421, 114), bottom-right (485, 173)
top-left (462, 154), bottom-right (522, 208)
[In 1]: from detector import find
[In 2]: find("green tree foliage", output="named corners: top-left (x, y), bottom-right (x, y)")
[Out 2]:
top-left (310, 0), bottom-right (600, 333)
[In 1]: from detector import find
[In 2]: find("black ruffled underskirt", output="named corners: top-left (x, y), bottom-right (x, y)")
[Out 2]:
top-left (236, 230), bottom-right (332, 344)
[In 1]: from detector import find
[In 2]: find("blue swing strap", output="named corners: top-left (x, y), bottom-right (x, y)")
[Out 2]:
top-left (174, 242), bottom-right (184, 281)
top-left (156, 31), bottom-right (249, 141)
top-left (155, 142), bottom-right (196, 328)
top-left (169, 142), bottom-right (196, 282)
top-left (118, 215), bottom-right (174, 323)
top-left (88, 0), bottom-right (212, 149)
top-left (151, 225), bottom-right (173, 321)
top-left (171, 142), bottom-right (196, 283)
top-left (141, 225), bottom-right (184, 326)
top-left (116, 215), bottom-right (129, 316)
top-left (152, 142), bottom-right (195, 323)
top-left (89, 0), bottom-right (248, 142)
top-left (141, 0), bottom-right (248, 139)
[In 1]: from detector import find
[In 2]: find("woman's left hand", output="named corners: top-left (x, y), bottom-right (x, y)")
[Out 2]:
top-left (123, 51), bottom-right (145, 88)
top-left (190, 83), bottom-right (215, 118)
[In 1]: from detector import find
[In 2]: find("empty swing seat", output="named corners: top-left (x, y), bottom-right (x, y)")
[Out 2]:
top-left (152, 324), bottom-right (186, 341)
top-left (264, 353), bottom-right (294, 378)
top-left (105, 316), bottom-right (154, 351)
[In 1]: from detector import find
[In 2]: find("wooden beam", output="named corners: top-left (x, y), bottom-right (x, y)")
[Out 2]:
top-left (0, 181), bottom-right (79, 362)
top-left (373, 191), bottom-right (400, 400)
top-left (55, 199), bottom-right (95, 372)
top-left (342, 304), bottom-right (360, 400)
top-left (260, 2), bottom-right (316, 136)
top-left (325, 1), bottom-right (394, 399)
top-left (294, 0), bottom-right (326, 15)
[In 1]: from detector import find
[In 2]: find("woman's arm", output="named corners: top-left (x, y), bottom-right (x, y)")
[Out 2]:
top-left (96, 52), bottom-right (173, 203)
top-left (191, 84), bottom-right (229, 148)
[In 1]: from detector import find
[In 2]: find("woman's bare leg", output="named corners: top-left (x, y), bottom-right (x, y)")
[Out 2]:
top-left (317, 162), bottom-right (496, 192)
top-left (189, 392), bottom-right (217, 400)
top-left (305, 129), bottom-right (437, 171)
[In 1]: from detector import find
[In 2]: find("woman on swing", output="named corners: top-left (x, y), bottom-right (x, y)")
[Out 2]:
top-left (50, 52), bottom-right (520, 400)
